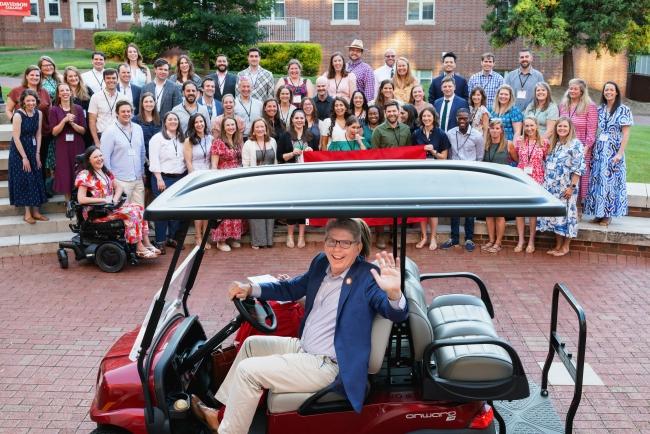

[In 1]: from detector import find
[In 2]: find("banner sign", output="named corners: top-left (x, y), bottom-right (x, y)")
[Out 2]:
top-left (0, 0), bottom-right (30, 16)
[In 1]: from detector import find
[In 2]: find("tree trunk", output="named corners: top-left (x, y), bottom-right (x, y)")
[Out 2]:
top-left (561, 49), bottom-right (575, 87)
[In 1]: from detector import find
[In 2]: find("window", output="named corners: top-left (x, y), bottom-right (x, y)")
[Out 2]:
top-left (118, 0), bottom-right (134, 21)
top-left (24, 0), bottom-right (39, 22)
top-left (407, 0), bottom-right (435, 23)
top-left (260, 0), bottom-right (285, 22)
top-left (415, 70), bottom-right (433, 87)
top-left (45, 0), bottom-right (61, 21)
top-left (332, 0), bottom-right (359, 24)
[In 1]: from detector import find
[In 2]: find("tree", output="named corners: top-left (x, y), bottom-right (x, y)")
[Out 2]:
top-left (133, 0), bottom-right (274, 69)
top-left (482, 0), bottom-right (650, 85)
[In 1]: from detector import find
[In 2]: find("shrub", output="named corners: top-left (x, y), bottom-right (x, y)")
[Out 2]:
top-left (228, 43), bottom-right (322, 76)
top-left (93, 31), bottom-right (135, 60)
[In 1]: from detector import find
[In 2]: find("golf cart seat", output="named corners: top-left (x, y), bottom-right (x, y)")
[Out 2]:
top-left (403, 258), bottom-right (529, 401)
top-left (267, 314), bottom-right (393, 414)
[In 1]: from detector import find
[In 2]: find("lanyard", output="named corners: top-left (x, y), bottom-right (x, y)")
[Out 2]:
top-left (524, 138), bottom-right (537, 163)
top-left (155, 84), bottom-right (165, 102)
top-left (103, 90), bottom-right (117, 114)
top-left (255, 140), bottom-right (267, 165)
top-left (115, 122), bottom-right (133, 145)
top-left (171, 138), bottom-right (178, 156)
top-left (334, 77), bottom-right (343, 96)
top-left (249, 70), bottom-right (259, 88)
top-left (391, 127), bottom-right (402, 147)
top-left (518, 72), bottom-right (531, 89)
top-left (280, 107), bottom-right (291, 126)
top-left (345, 135), bottom-right (357, 150)
top-left (455, 127), bottom-right (472, 153)
top-left (567, 104), bottom-right (578, 120)
top-left (95, 170), bottom-right (112, 196)
top-left (216, 73), bottom-right (225, 94)
top-left (198, 136), bottom-right (208, 161)
top-left (183, 103), bottom-right (197, 117)
top-left (92, 70), bottom-right (104, 88)
top-left (238, 98), bottom-right (253, 121)
top-left (486, 143), bottom-right (499, 162)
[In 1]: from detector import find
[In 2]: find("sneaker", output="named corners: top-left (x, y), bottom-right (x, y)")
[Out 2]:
top-left (440, 239), bottom-right (458, 250)
top-left (464, 240), bottom-right (476, 252)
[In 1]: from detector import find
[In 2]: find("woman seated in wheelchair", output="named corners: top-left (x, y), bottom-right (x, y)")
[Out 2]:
top-left (75, 146), bottom-right (160, 259)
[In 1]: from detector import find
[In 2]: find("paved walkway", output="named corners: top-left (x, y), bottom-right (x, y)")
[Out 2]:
top-left (0, 246), bottom-right (649, 433)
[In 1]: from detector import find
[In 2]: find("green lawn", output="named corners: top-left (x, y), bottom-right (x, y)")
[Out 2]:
top-left (0, 49), bottom-right (119, 76)
top-left (627, 125), bottom-right (650, 183)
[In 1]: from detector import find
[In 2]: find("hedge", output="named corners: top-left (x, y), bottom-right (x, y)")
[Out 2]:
top-left (228, 43), bottom-right (322, 76)
top-left (93, 31), bottom-right (135, 60)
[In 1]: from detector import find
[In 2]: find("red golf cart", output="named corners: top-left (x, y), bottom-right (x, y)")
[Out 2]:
top-left (89, 161), bottom-right (587, 433)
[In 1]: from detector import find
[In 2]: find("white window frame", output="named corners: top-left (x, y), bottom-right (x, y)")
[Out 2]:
top-left (259, 0), bottom-right (286, 24)
top-left (414, 70), bottom-right (433, 86)
top-left (331, 0), bottom-right (359, 26)
top-left (406, 0), bottom-right (435, 25)
top-left (23, 0), bottom-right (40, 22)
top-left (44, 0), bottom-right (62, 22)
top-left (117, 0), bottom-right (135, 22)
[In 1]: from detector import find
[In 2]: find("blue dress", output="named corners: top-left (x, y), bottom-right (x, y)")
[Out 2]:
top-left (9, 110), bottom-right (47, 207)
top-left (537, 139), bottom-right (585, 238)
top-left (584, 104), bottom-right (633, 217)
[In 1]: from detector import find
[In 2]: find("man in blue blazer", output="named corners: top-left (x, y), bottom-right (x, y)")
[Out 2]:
top-left (116, 64), bottom-right (141, 116)
top-left (429, 52), bottom-right (468, 103)
top-left (433, 76), bottom-right (470, 132)
top-left (191, 219), bottom-right (408, 434)
top-left (141, 58), bottom-right (182, 118)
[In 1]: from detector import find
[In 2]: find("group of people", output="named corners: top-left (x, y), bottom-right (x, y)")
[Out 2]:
top-left (5, 40), bottom-right (633, 257)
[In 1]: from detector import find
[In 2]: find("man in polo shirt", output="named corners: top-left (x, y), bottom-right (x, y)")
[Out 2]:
top-left (88, 68), bottom-right (127, 147)
top-left (467, 52), bottom-right (504, 109)
top-left (100, 100), bottom-right (146, 206)
top-left (234, 76), bottom-right (262, 140)
top-left (371, 100), bottom-right (411, 148)
top-left (374, 48), bottom-right (396, 99)
top-left (237, 47), bottom-right (275, 101)
top-left (313, 76), bottom-right (333, 121)
top-left (81, 51), bottom-right (106, 94)
top-left (441, 109), bottom-right (484, 252)
top-left (346, 39), bottom-right (375, 103)
top-left (504, 48), bottom-right (545, 111)
top-left (430, 51), bottom-right (468, 102)
top-left (172, 81), bottom-right (211, 134)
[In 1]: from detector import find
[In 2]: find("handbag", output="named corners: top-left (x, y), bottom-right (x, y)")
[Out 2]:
top-left (211, 344), bottom-right (237, 389)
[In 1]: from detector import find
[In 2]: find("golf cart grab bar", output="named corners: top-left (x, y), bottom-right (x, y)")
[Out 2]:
top-left (419, 272), bottom-right (495, 318)
top-left (541, 283), bottom-right (587, 434)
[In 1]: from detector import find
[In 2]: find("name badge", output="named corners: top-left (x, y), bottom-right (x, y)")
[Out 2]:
top-left (65, 134), bottom-right (74, 142)
top-left (523, 166), bottom-right (533, 175)
top-left (598, 133), bottom-right (609, 142)
top-left (127, 148), bottom-right (136, 156)
top-left (293, 94), bottom-right (302, 104)
top-left (517, 90), bottom-right (527, 99)
top-left (546, 162), bottom-right (556, 171)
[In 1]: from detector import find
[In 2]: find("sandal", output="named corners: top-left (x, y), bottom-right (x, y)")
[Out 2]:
top-left (136, 249), bottom-right (157, 259)
top-left (599, 218), bottom-right (611, 226)
top-left (297, 236), bottom-right (306, 248)
top-left (590, 217), bottom-right (603, 224)
top-left (251, 245), bottom-right (260, 250)
top-left (429, 240), bottom-right (437, 251)
top-left (415, 237), bottom-right (428, 249)
top-left (525, 245), bottom-right (535, 254)
top-left (485, 244), bottom-right (502, 253)
top-left (23, 216), bottom-right (36, 224)
top-left (546, 249), bottom-right (558, 255)
top-left (480, 241), bottom-right (494, 251)
top-left (146, 245), bottom-right (162, 255)
top-left (552, 250), bottom-right (570, 257)
top-left (286, 237), bottom-right (295, 248)
top-left (514, 244), bottom-right (524, 253)
top-left (33, 214), bottom-right (49, 221)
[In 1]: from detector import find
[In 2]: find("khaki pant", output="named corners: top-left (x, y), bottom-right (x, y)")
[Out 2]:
top-left (215, 336), bottom-right (339, 434)
top-left (114, 178), bottom-right (145, 207)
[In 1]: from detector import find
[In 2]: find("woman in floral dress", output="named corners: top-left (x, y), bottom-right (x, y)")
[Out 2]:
top-left (584, 81), bottom-right (633, 226)
top-left (509, 115), bottom-right (548, 253)
top-left (210, 116), bottom-right (245, 251)
top-left (75, 146), bottom-right (159, 258)
top-left (537, 117), bottom-right (585, 256)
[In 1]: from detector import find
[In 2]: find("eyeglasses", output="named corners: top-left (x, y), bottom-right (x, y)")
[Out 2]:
top-left (324, 238), bottom-right (359, 249)
top-left (385, 55), bottom-right (396, 58)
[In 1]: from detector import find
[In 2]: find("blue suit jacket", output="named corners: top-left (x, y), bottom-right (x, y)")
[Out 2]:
top-left (259, 253), bottom-right (408, 412)
top-left (429, 73), bottom-right (468, 102)
top-left (433, 95), bottom-right (470, 131)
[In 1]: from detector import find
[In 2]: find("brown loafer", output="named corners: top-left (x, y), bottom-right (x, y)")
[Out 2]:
top-left (191, 395), bottom-right (219, 433)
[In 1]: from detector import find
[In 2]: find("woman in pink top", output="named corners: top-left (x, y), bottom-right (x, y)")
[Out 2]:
top-left (509, 115), bottom-right (548, 254)
top-left (322, 52), bottom-right (356, 102)
top-left (558, 78), bottom-right (597, 202)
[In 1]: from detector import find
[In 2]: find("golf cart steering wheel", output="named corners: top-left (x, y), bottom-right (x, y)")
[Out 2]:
top-left (233, 297), bottom-right (277, 333)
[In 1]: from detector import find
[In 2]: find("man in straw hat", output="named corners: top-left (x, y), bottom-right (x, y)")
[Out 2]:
top-left (346, 39), bottom-right (375, 102)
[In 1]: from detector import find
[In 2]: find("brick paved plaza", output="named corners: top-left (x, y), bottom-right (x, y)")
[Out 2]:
top-left (0, 245), bottom-right (649, 433)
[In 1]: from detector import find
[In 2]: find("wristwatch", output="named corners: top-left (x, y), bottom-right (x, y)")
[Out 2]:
top-left (570, 184), bottom-right (577, 188)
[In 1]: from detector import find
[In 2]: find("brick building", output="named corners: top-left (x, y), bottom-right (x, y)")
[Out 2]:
top-left (0, 0), bottom-right (628, 93)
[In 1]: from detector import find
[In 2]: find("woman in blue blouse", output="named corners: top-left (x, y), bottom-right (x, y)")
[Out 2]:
top-left (489, 84), bottom-right (523, 141)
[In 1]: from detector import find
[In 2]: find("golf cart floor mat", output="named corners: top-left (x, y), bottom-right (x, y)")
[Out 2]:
top-left (494, 381), bottom-right (564, 434)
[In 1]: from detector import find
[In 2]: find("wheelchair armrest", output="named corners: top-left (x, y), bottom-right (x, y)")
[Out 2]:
top-left (419, 272), bottom-right (494, 318)
top-left (422, 337), bottom-right (526, 381)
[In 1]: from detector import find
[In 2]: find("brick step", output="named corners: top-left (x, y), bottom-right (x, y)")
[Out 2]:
top-left (0, 195), bottom-right (67, 216)
top-left (2, 215), bottom-right (648, 259)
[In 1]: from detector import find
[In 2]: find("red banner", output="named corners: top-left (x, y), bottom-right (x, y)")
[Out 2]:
top-left (0, 0), bottom-right (30, 16)
top-left (304, 146), bottom-right (427, 226)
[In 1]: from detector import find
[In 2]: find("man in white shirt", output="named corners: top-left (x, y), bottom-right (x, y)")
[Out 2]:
top-left (373, 48), bottom-right (396, 99)
top-left (88, 69), bottom-right (127, 146)
top-left (81, 51), bottom-right (106, 94)
top-left (116, 64), bottom-right (141, 116)
top-left (100, 100), bottom-right (146, 205)
top-left (172, 81), bottom-right (211, 134)
top-left (234, 76), bottom-right (262, 139)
